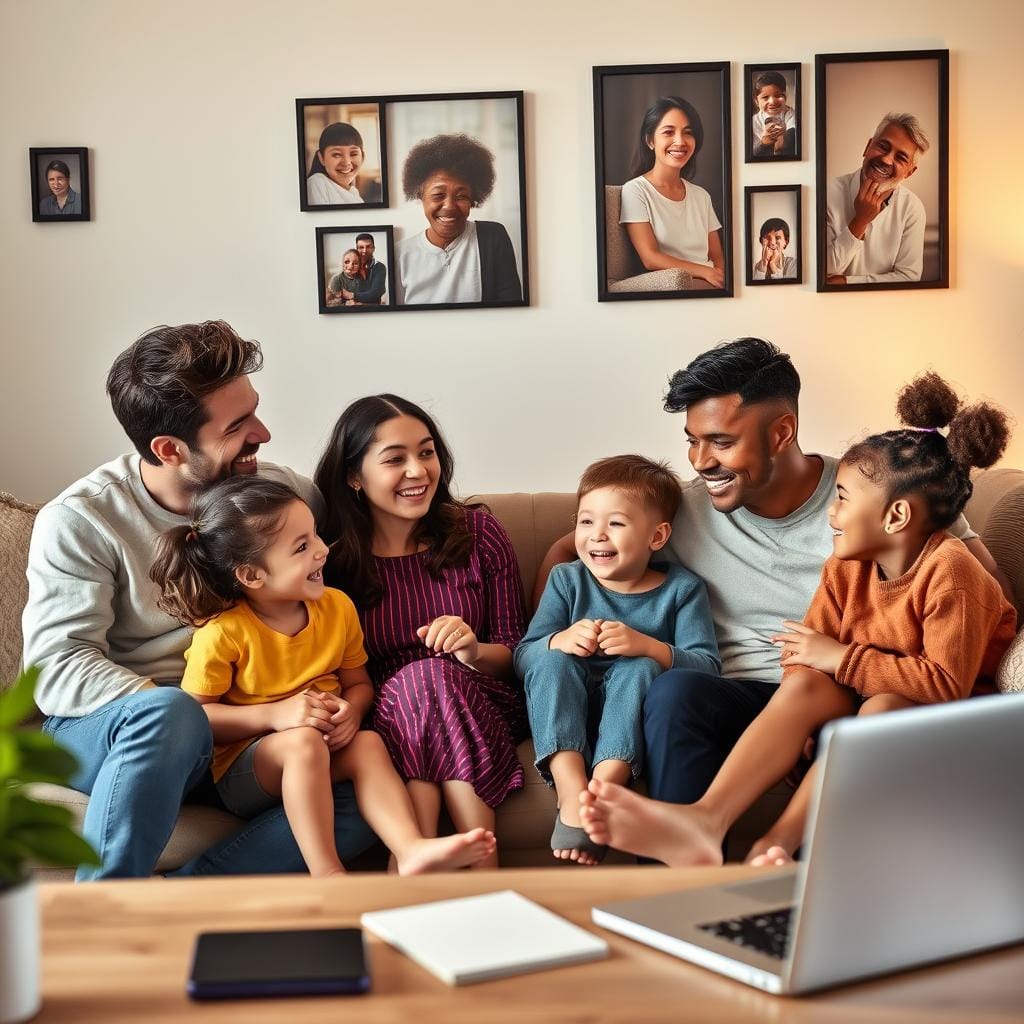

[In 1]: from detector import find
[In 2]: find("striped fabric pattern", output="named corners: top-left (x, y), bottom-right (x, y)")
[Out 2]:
top-left (363, 507), bottom-right (528, 807)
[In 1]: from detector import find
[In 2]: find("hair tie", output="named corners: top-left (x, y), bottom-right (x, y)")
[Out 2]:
top-left (186, 520), bottom-right (202, 543)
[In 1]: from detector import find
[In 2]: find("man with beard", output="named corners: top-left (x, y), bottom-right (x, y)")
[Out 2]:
top-left (825, 113), bottom-right (929, 284)
top-left (22, 321), bottom-right (375, 878)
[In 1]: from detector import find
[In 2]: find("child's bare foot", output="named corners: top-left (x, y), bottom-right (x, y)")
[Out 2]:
top-left (747, 844), bottom-right (793, 867)
top-left (395, 828), bottom-right (497, 875)
top-left (579, 779), bottom-right (723, 867)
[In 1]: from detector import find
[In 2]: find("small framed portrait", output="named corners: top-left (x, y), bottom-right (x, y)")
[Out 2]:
top-left (593, 62), bottom-right (733, 301)
top-left (316, 226), bottom-right (395, 314)
top-left (386, 91), bottom-right (528, 311)
top-left (297, 98), bottom-right (387, 210)
top-left (816, 49), bottom-right (949, 292)
top-left (745, 186), bottom-right (801, 286)
top-left (30, 147), bottom-right (90, 222)
top-left (744, 63), bottom-right (801, 163)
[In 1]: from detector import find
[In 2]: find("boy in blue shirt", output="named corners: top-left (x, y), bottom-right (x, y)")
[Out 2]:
top-left (515, 455), bottom-right (719, 864)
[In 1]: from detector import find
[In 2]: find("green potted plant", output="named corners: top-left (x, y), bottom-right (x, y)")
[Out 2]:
top-left (0, 667), bottom-right (101, 1024)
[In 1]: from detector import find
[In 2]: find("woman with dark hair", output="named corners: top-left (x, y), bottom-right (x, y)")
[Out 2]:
top-left (307, 123), bottom-right (366, 205)
top-left (395, 133), bottom-right (522, 304)
top-left (314, 395), bottom-right (527, 869)
top-left (39, 159), bottom-right (82, 215)
top-left (619, 96), bottom-right (725, 289)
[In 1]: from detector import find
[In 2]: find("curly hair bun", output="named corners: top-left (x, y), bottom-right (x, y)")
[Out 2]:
top-left (947, 403), bottom-right (1011, 470)
top-left (895, 372), bottom-right (961, 430)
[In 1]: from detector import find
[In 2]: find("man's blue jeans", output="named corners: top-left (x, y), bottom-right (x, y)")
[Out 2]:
top-left (44, 687), bottom-right (378, 879)
top-left (42, 687), bottom-right (212, 880)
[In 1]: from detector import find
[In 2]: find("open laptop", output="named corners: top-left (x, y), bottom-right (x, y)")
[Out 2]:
top-left (592, 693), bottom-right (1024, 994)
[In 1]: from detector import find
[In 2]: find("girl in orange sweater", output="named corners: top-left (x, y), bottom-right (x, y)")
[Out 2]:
top-left (579, 373), bottom-right (1017, 866)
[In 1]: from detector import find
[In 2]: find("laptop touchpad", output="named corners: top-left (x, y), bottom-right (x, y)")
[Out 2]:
top-left (724, 875), bottom-right (797, 905)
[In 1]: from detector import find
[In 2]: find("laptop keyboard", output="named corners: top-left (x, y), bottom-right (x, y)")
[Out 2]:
top-left (698, 906), bottom-right (794, 960)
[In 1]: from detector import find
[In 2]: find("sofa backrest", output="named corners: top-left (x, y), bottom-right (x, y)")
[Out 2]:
top-left (477, 466), bottom-right (1024, 621)
top-left (0, 492), bottom-right (41, 690)
top-left (603, 185), bottom-right (646, 285)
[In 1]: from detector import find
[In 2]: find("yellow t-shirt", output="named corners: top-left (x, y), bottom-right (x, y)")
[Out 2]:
top-left (181, 588), bottom-right (368, 780)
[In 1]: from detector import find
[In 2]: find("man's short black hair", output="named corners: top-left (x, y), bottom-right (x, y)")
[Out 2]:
top-left (354, 233), bottom-right (374, 245)
top-left (664, 338), bottom-right (800, 414)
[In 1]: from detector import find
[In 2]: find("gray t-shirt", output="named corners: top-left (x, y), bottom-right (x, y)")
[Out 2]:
top-left (23, 455), bottom-right (319, 718)
top-left (666, 455), bottom-right (977, 685)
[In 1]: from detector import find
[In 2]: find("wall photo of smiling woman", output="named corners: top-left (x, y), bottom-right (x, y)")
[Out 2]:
top-left (297, 98), bottom-right (387, 210)
top-left (387, 92), bottom-right (528, 310)
top-left (594, 63), bottom-right (732, 301)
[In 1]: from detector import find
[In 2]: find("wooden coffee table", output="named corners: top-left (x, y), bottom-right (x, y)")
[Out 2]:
top-left (37, 867), bottom-right (1024, 1022)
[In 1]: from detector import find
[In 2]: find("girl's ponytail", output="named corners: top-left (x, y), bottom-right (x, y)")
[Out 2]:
top-left (947, 403), bottom-right (1011, 472)
top-left (150, 523), bottom-right (235, 626)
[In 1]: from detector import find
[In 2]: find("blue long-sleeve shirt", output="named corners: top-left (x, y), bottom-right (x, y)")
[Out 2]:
top-left (515, 561), bottom-right (720, 677)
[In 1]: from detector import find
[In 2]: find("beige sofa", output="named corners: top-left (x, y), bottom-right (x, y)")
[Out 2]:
top-left (3, 468), bottom-right (1023, 878)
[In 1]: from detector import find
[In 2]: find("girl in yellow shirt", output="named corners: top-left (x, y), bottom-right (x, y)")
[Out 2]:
top-left (151, 477), bottom-right (496, 876)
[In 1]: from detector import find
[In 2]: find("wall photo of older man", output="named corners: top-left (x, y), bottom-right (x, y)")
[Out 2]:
top-left (816, 50), bottom-right (949, 292)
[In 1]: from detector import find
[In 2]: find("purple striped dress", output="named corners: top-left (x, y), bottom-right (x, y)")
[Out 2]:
top-left (361, 507), bottom-right (527, 808)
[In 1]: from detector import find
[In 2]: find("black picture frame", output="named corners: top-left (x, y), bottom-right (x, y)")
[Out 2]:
top-left (384, 90), bottom-right (529, 311)
top-left (297, 98), bottom-right (388, 211)
top-left (30, 147), bottom-right (90, 222)
top-left (593, 62), bottom-right (732, 301)
top-left (816, 49), bottom-right (949, 292)
top-left (745, 185), bottom-right (802, 286)
top-left (743, 63), bottom-right (801, 163)
top-left (316, 225), bottom-right (396, 314)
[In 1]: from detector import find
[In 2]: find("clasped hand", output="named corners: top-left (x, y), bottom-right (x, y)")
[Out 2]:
top-left (270, 687), bottom-right (359, 750)
top-left (771, 620), bottom-right (848, 675)
top-left (551, 619), bottom-right (649, 658)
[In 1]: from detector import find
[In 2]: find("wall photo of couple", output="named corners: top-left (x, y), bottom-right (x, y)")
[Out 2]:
top-left (316, 227), bottom-right (394, 314)
top-left (816, 49), bottom-right (949, 292)
top-left (594, 63), bottom-right (733, 301)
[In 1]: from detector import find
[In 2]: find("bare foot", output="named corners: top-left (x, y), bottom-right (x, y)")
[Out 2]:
top-left (395, 828), bottom-right (497, 875)
top-left (579, 779), bottom-right (723, 867)
top-left (747, 845), bottom-right (793, 868)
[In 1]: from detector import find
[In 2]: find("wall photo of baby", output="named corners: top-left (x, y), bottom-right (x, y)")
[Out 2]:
top-left (745, 185), bottom-right (801, 286)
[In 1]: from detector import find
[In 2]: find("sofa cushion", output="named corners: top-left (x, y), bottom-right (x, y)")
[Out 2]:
top-left (995, 630), bottom-right (1024, 694)
top-left (0, 492), bottom-right (40, 690)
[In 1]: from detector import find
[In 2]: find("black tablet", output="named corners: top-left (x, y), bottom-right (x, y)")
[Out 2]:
top-left (187, 927), bottom-right (370, 1000)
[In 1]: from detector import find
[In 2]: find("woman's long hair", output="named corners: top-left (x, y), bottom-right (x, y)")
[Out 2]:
top-left (314, 394), bottom-right (475, 606)
top-left (629, 96), bottom-right (704, 182)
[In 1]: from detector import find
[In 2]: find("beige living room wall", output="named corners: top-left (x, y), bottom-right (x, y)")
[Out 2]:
top-left (1, 0), bottom-right (1021, 503)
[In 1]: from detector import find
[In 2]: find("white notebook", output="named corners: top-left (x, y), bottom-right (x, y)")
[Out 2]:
top-left (360, 889), bottom-right (608, 986)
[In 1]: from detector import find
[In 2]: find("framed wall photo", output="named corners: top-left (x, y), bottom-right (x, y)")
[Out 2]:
top-left (816, 50), bottom-right (949, 292)
top-left (386, 91), bottom-right (528, 311)
top-left (316, 226), bottom-right (395, 314)
top-left (30, 147), bottom-right (90, 222)
top-left (297, 98), bottom-right (387, 210)
top-left (594, 62), bottom-right (732, 301)
top-left (745, 185), bottom-right (801, 286)
top-left (744, 63), bottom-right (801, 163)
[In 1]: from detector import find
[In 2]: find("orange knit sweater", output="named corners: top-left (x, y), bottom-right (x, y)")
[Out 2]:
top-left (799, 531), bottom-right (1017, 703)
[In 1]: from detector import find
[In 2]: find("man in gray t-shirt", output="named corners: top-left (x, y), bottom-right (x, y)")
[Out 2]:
top-left (22, 321), bottom-right (375, 879)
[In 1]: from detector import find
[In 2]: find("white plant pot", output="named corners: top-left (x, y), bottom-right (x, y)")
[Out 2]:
top-left (0, 879), bottom-right (40, 1024)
